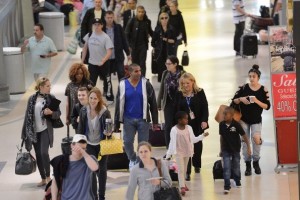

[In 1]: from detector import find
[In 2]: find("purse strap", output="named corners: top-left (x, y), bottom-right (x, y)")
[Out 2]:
top-left (157, 159), bottom-right (163, 177)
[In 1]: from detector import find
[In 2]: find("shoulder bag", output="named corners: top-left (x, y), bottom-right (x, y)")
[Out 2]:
top-left (15, 140), bottom-right (37, 175)
top-left (99, 133), bottom-right (124, 157)
top-left (181, 50), bottom-right (189, 66)
top-left (153, 159), bottom-right (182, 200)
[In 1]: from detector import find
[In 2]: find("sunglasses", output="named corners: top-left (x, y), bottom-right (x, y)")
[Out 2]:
top-left (160, 17), bottom-right (168, 20)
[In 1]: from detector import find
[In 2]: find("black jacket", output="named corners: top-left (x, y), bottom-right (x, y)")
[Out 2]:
top-left (70, 103), bottom-right (83, 131)
top-left (78, 106), bottom-right (111, 140)
top-left (175, 90), bottom-right (209, 135)
top-left (103, 22), bottom-right (130, 62)
top-left (151, 24), bottom-right (176, 60)
top-left (125, 16), bottom-right (153, 49)
top-left (80, 8), bottom-right (106, 43)
top-left (122, 9), bottom-right (135, 30)
top-left (168, 10), bottom-right (187, 44)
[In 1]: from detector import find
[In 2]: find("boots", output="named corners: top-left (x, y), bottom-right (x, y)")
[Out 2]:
top-left (253, 160), bottom-right (261, 174)
top-left (245, 161), bottom-right (252, 176)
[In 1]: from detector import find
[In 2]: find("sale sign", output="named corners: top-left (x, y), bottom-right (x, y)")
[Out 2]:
top-left (271, 73), bottom-right (297, 118)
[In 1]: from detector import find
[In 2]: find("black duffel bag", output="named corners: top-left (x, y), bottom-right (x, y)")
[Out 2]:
top-left (15, 140), bottom-right (36, 175)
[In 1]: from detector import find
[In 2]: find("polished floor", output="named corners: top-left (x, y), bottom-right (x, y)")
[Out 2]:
top-left (0, 0), bottom-right (298, 199)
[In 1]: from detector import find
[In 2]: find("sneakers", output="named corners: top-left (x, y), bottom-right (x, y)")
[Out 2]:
top-left (129, 160), bottom-right (137, 170)
top-left (106, 100), bottom-right (114, 105)
top-left (235, 181), bottom-right (242, 188)
top-left (224, 188), bottom-right (230, 194)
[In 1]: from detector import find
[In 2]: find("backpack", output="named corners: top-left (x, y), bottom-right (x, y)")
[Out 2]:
top-left (44, 155), bottom-right (66, 200)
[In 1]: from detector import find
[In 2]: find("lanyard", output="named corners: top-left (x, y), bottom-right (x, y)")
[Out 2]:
top-left (186, 96), bottom-right (192, 107)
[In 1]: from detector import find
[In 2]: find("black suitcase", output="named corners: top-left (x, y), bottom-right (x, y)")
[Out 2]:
top-left (148, 124), bottom-right (165, 147)
top-left (107, 149), bottom-right (130, 170)
top-left (61, 125), bottom-right (73, 155)
top-left (240, 34), bottom-right (258, 58)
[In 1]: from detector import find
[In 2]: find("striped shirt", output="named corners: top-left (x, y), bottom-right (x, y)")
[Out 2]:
top-left (232, 0), bottom-right (246, 24)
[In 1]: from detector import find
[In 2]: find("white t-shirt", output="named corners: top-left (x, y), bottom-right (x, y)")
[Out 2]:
top-left (34, 97), bottom-right (47, 132)
top-left (232, 0), bottom-right (246, 24)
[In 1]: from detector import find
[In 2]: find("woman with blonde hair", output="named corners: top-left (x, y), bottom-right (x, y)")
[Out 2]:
top-left (174, 72), bottom-right (209, 181)
top-left (77, 87), bottom-right (111, 200)
top-left (21, 77), bottom-right (61, 186)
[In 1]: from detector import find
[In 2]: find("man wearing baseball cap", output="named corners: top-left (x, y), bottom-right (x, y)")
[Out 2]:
top-left (81, 18), bottom-right (115, 105)
top-left (51, 134), bottom-right (99, 200)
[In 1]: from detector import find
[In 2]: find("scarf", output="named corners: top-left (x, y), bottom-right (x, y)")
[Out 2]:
top-left (23, 91), bottom-right (50, 151)
top-left (166, 70), bottom-right (181, 101)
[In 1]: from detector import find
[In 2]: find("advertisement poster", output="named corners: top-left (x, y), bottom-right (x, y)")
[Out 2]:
top-left (269, 26), bottom-right (296, 119)
top-left (271, 73), bottom-right (296, 118)
top-left (268, 26), bottom-right (295, 73)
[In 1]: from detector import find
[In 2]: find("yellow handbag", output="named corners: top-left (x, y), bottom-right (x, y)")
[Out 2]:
top-left (99, 134), bottom-right (124, 158)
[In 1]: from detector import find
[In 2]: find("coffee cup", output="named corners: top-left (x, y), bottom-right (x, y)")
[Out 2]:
top-left (249, 96), bottom-right (255, 103)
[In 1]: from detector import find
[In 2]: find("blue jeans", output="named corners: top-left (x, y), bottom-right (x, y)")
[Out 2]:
top-left (123, 117), bottom-right (150, 161)
top-left (240, 120), bottom-right (262, 162)
top-left (222, 151), bottom-right (241, 189)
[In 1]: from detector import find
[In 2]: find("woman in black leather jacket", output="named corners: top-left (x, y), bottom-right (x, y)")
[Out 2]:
top-left (151, 12), bottom-right (176, 82)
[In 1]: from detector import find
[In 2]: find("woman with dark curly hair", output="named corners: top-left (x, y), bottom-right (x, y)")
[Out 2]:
top-left (65, 63), bottom-right (93, 125)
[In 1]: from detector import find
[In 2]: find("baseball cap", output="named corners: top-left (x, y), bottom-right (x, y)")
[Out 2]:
top-left (72, 134), bottom-right (87, 143)
top-left (92, 18), bottom-right (103, 24)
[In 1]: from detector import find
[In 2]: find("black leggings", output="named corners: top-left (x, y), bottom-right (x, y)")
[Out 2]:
top-left (33, 129), bottom-right (50, 179)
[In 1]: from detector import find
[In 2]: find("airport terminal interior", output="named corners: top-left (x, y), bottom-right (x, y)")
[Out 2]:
top-left (0, 0), bottom-right (299, 199)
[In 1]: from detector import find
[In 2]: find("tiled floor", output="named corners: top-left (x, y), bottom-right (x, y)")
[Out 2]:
top-left (0, 0), bottom-right (298, 199)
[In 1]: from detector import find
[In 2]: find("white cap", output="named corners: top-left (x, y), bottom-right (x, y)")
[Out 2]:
top-left (72, 134), bottom-right (87, 143)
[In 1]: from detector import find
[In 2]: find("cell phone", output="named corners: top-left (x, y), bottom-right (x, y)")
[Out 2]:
top-left (40, 55), bottom-right (46, 58)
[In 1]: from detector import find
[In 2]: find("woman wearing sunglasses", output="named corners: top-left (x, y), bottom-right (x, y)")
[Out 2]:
top-left (151, 12), bottom-right (176, 82)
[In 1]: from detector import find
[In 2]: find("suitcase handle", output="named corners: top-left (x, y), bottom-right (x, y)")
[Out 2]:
top-left (67, 125), bottom-right (70, 138)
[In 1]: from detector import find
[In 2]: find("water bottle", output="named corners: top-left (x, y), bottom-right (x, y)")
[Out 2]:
top-left (105, 118), bottom-right (113, 134)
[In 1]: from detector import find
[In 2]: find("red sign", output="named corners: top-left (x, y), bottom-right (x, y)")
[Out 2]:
top-left (271, 73), bottom-right (297, 118)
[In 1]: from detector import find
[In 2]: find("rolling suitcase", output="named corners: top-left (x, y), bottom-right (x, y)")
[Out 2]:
top-left (61, 125), bottom-right (73, 155)
top-left (240, 34), bottom-right (258, 58)
top-left (107, 148), bottom-right (130, 170)
top-left (148, 124), bottom-right (165, 147)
